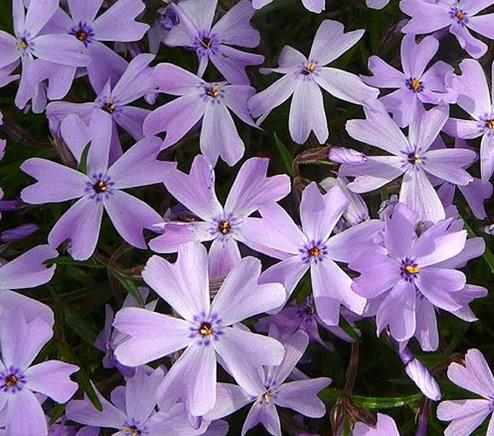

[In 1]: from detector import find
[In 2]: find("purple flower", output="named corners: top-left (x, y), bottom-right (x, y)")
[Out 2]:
top-left (95, 289), bottom-right (157, 377)
top-left (435, 137), bottom-right (493, 219)
top-left (113, 242), bottom-right (286, 416)
top-left (148, 5), bottom-right (180, 54)
top-left (361, 35), bottom-right (456, 127)
top-left (46, 54), bottom-right (157, 158)
top-left (205, 330), bottom-right (331, 436)
top-left (350, 203), bottom-right (470, 344)
top-left (437, 349), bottom-right (494, 435)
top-left (0, 223), bottom-right (38, 244)
top-left (0, 244), bottom-right (58, 327)
top-left (150, 155), bottom-right (290, 279)
top-left (341, 101), bottom-right (476, 223)
top-left (253, 0), bottom-right (325, 14)
top-left (366, 0), bottom-right (391, 9)
top-left (66, 366), bottom-right (205, 435)
top-left (0, 310), bottom-right (79, 436)
top-left (353, 413), bottom-right (399, 435)
top-left (0, 0), bottom-right (89, 111)
top-left (21, 112), bottom-right (172, 260)
top-left (143, 64), bottom-right (257, 166)
top-left (248, 20), bottom-right (379, 145)
top-left (241, 183), bottom-right (383, 325)
top-left (164, 0), bottom-right (263, 84)
top-left (443, 59), bottom-right (494, 183)
top-left (30, 0), bottom-right (149, 98)
top-left (400, 0), bottom-right (494, 59)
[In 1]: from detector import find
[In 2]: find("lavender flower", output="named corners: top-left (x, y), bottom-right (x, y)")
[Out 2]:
top-left (400, 0), bottom-right (494, 59)
top-left (143, 64), bottom-right (257, 166)
top-left (113, 242), bottom-right (286, 416)
top-left (148, 5), bottom-right (180, 54)
top-left (205, 329), bottom-right (331, 436)
top-left (46, 54), bottom-right (157, 158)
top-left (66, 366), bottom-right (205, 435)
top-left (149, 155), bottom-right (290, 278)
top-left (0, 0), bottom-right (89, 111)
top-left (435, 138), bottom-right (493, 220)
top-left (0, 245), bottom-right (58, 327)
top-left (164, 0), bottom-right (263, 84)
top-left (353, 413), bottom-right (399, 435)
top-left (95, 289), bottom-right (157, 377)
top-left (31, 0), bottom-right (149, 98)
top-left (241, 183), bottom-right (384, 325)
top-left (248, 20), bottom-right (378, 144)
top-left (350, 203), bottom-right (470, 344)
top-left (253, 0), bottom-right (325, 13)
top-left (443, 59), bottom-right (494, 183)
top-left (0, 310), bottom-right (79, 436)
top-left (341, 102), bottom-right (476, 223)
top-left (361, 35), bottom-right (456, 127)
top-left (437, 349), bottom-right (494, 435)
top-left (21, 112), bottom-right (172, 260)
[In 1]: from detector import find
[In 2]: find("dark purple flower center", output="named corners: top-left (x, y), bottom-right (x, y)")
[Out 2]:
top-left (86, 174), bottom-right (114, 201)
top-left (190, 312), bottom-right (224, 346)
top-left (217, 220), bottom-right (231, 235)
top-left (407, 152), bottom-right (422, 165)
top-left (401, 259), bottom-right (420, 281)
top-left (206, 85), bottom-right (222, 99)
top-left (0, 368), bottom-right (26, 393)
top-left (70, 22), bottom-right (95, 47)
top-left (101, 101), bottom-right (117, 114)
top-left (257, 388), bottom-right (274, 404)
top-left (122, 418), bottom-right (147, 436)
top-left (405, 77), bottom-right (423, 93)
top-left (194, 31), bottom-right (220, 56)
top-left (449, 7), bottom-right (468, 24)
top-left (486, 119), bottom-right (494, 130)
top-left (16, 38), bottom-right (29, 51)
top-left (300, 241), bottom-right (327, 264)
top-left (93, 180), bottom-right (108, 193)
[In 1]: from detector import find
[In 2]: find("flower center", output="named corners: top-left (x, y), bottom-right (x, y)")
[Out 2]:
top-left (5, 375), bottom-right (17, 389)
top-left (301, 241), bottom-right (327, 264)
top-left (16, 38), bottom-right (28, 50)
top-left (217, 220), bottom-right (231, 235)
top-left (70, 22), bottom-right (95, 46)
top-left (122, 427), bottom-right (141, 436)
top-left (304, 62), bottom-right (317, 75)
top-left (401, 259), bottom-right (420, 281)
top-left (101, 101), bottom-right (117, 114)
top-left (450, 7), bottom-right (468, 24)
top-left (206, 85), bottom-right (221, 99)
top-left (485, 119), bottom-right (494, 130)
top-left (258, 389), bottom-right (273, 404)
top-left (455, 10), bottom-right (465, 20)
top-left (199, 322), bottom-right (214, 337)
top-left (1, 369), bottom-right (25, 393)
top-left (406, 78), bottom-right (423, 93)
top-left (93, 180), bottom-right (108, 193)
top-left (201, 37), bottom-right (212, 49)
top-left (309, 246), bottom-right (321, 257)
top-left (407, 152), bottom-right (422, 165)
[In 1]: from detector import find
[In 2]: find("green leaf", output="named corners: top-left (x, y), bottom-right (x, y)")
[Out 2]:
top-left (115, 272), bottom-right (144, 306)
top-left (77, 142), bottom-right (92, 175)
top-left (45, 256), bottom-right (106, 269)
top-left (352, 393), bottom-right (422, 409)
top-left (464, 221), bottom-right (494, 273)
top-left (273, 132), bottom-right (293, 176)
top-left (64, 308), bottom-right (98, 345)
top-left (340, 317), bottom-right (360, 342)
top-left (49, 404), bottom-right (66, 426)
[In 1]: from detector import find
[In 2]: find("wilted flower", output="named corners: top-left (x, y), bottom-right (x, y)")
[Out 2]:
top-left (0, 310), bottom-right (79, 435)
top-left (165, 0), bottom-right (263, 84)
top-left (437, 349), bottom-right (494, 435)
top-left (114, 242), bottom-right (286, 416)
top-left (144, 63), bottom-right (257, 166)
top-left (361, 34), bottom-right (456, 127)
top-left (400, 0), bottom-right (494, 58)
top-left (248, 20), bottom-right (378, 144)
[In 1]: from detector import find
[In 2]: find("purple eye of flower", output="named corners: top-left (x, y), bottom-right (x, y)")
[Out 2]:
top-left (93, 180), bottom-right (108, 193)
top-left (199, 322), bottom-right (214, 337)
top-left (85, 174), bottom-right (114, 201)
top-left (69, 22), bottom-right (95, 47)
top-left (257, 389), bottom-right (274, 404)
top-left (401, 259), bottom-right (420, 281)
top-left (449, 7), bottom-right (468, 24)
top-left (122, 426), bottom-right (141, 436)
top-left (16, 38), bottom-right (29, 50)
top-left (485, 119), bottom-right (494, 130)
top-left (217, 220), bottom-right (231, 235)
top-left (206, 85), bottom-right (222, 98)
top-left (0, 368), bottom-right (26, 393)
top-left (405, 77), bottom-right (423, 93)
top-left (190, 312), bottom-right (223, 345)
top-left (300, 241), bottom-right (328, 264)
top-left (101, 101), bottom-right (117, 114)
top-left (303, 62), bottom-right (317, 75)
top-left (407, 152), bottom-right (422, 165)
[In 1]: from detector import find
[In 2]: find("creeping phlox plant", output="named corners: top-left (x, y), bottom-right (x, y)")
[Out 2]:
top-left (0, 0), bottom-right (493, 435)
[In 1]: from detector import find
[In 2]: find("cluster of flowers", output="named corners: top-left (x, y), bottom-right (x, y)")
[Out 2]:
top-left (0, 0), bottom-right (493, 434)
